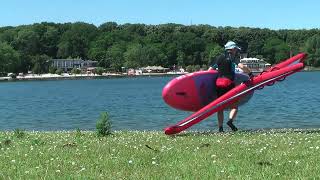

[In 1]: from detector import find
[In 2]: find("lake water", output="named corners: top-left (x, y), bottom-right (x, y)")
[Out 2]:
top-left (0, 72), bottom-right (319, 132)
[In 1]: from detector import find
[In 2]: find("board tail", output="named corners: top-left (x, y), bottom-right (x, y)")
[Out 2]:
top-left (164, 53), bottom-right (307, 135)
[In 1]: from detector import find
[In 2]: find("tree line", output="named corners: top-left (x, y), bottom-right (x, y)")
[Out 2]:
top-left (1, 22), bottom-right (320, 75)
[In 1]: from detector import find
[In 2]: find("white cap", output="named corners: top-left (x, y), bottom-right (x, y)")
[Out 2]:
top-left (224, 41), bottom-right (241, 50)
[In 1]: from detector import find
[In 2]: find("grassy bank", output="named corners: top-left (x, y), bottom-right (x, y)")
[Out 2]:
top-left (1, 130), bottom-right (320, 179)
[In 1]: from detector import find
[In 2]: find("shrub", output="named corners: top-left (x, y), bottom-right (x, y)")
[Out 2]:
top-left (186, 65), bottom-right (193, 73)
top-left (75, 128), bottom-right (83, 138)
top-left (71, 68), bottom-right (81, 74)
top-left (201, 64), bottom-right (208, 70)
top-left (55, 68), bottom-right (63, 75)
top-left (96, 67), bottom-right (104, 75)
top-left (13, 128), bottom-right (25, 138)
top-left (194, 65), bottom-right (201, 71)
top-left (96, 112), bottom-right (112, 137)
top-left (49, 66), bottom-right (57, 74)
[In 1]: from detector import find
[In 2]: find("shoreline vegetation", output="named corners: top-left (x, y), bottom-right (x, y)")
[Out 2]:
top-left (1, 22), bottom-right (320, 83)
top-left (1, 129), bottom-right (320, 179)
top-left (0, 71), bottom-right (188, 81)
top-left (1, 67), bottom-right (319, 82)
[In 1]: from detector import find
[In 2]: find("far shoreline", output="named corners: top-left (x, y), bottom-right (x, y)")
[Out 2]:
top-left (1, 69), bottom-right (319, 82)
top-left (0, 72), bottom-right (188, 82)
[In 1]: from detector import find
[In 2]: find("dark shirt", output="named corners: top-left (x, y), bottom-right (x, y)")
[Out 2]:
top-left (211, 53), bottom-right (239, 80)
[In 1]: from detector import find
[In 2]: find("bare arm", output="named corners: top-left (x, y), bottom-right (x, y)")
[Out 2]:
top-left (208, 63), bottom-right (218, 71)
top-left (237, 63), bottom-right (251, 74)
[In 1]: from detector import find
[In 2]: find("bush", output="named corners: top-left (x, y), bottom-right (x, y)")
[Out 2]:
top-left (96, 112), bottom-right (112, 137)
top-left (186, 65), bottom-right (193, 73)
top-left (49, 66), bottom-right (57, 74)
top-left (194, 65), bottom-right (201, 71)
top-left (201, 64), bottom-right (208, 70)
top-left (14, 128), bottom-right (25, 138)
top-left (55, 68), bottom-right (63, 75)
top-left (71, 68), bottom-right (81, 74)
top-left (75, 128), bottom-right (83, 138)
top-left (96, 67), bottom-right (104, 75)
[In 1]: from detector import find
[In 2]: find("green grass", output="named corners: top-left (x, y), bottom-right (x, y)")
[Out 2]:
top-left (1, 129), bottom-right (320, 179)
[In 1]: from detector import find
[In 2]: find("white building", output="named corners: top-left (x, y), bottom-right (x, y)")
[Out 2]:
top-left (141, 66), bottom-right (170, 73)
top-left (51, 59), bottom-right (98, 72)
top-left (240, 57), bottom-right (271, 73)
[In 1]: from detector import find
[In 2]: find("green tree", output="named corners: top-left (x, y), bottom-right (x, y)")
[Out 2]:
top-left (176, 50), bottom-right (186, 67)
top-left (123, 44), bottom-right (146, 68)
top-left (208, 44), bottom-right (224, 65)
top-left (0, 28), bottom-right (17, 44)
top-left (31, 54), bottom-right (50, 74)
top-left (40, 26), bottom-right (59, 57)
top-left (96, 112), bottom-right (112, 137)
top-left (247, 40), bottom-right (264, 57)
top-left (57, 22), bottom-right (98, 59)
top-left (99, 22), bottom-right (118, 32)
top-left (304, 34), bottom-right (320, 67)
top-left (164, 43), bottom-right (178, 67)
top-left (0, 42), bottom-right (20, 75)
top-left (95, 67), bottom-right (104, 75)
top-left (12, 27), bottom-right (40, 56)
top-left (49, 66), bottom-right (57, 74)
top-left (88, 31), bottom-right (130, 68)
top-left (143, 44), bottom-right (168, 66)
top-left (106, 44), bottom-right (126, 71)
top-left (3, 21), bottom-right (320, 71)
top-left (263, 38), bottom-right (290, 64)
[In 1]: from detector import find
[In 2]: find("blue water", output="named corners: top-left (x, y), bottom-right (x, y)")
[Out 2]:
top-left (0, 72), bottom-right (319, 131)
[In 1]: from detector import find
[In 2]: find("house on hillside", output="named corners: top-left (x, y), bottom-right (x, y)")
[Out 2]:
top-left (51, 59), bottom-right (98, 72)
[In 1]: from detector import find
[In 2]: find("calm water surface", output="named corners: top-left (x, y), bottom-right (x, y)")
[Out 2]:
top-left (0, 72), bottom-right (319, 131)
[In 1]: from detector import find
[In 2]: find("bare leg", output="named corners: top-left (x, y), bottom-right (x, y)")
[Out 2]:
top-left (229, 101), bottom-right (239, 121)
top-left (229, 107), bottom-right (238, 120)
top-left (217, 110), bottom-right (224, 132)
top-left (227, 102), bottom-right (239, 131)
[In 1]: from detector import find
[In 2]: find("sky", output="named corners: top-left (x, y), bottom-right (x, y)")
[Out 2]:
top-left (0, 0), bottom-right (319, 30)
